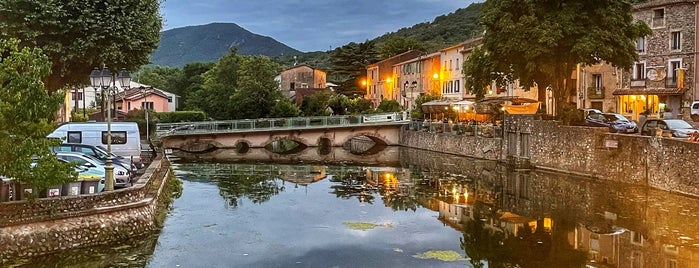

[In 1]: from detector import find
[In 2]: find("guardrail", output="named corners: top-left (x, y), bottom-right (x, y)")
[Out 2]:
top-left (156, 112), bottom-right (410, 138)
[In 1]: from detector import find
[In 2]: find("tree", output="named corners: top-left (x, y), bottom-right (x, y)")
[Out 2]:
top-left (300, 91), bottom-right (332, 116)
top-left (133, 66), bottom-right (182, 91)
top-left (198, 48), bottom-right (240, 119)
top-left (0, 0), bottom-right (162, 91)
top-left (175, 62), bottom-right (215, 111)
top-left (376, 99), bottom-right (403, 113)
top-left (347, 97), bottom-right (374, 114)
top-left (379, 36), bottom-right (425, 59)
top-left (327, 94), bottom-right (351, 115)
top-left (229, 56), bottom-right (282, 119)
top-left (411, 94), bottom-right (439, 119)
top-left (331, 41), bottom-right (379, 95)
top-left (0, 39), bottom-right (76, 193)
top-left (471, 0), bottom-right (651, 116)
top-left (269, 98), bottom-right (301, 118)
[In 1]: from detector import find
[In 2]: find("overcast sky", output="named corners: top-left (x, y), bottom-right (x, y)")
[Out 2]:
top-left (161, 0), bottom-right (480, 52)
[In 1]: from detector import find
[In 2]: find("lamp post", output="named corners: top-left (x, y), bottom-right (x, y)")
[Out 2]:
top-left (140, 86), bottom-right (152, 142)
top-left (89, 67), bottom-right (131, 191)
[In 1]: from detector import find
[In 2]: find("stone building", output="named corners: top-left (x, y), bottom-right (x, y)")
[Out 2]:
top-left (279, 64), bottom-right (327, 98)
top-left (366, 50), bottom-right (422, 107)
top-left (392, 52), bottom-right (441, 110)
top-left (615, 0), bottom-right (697, 121)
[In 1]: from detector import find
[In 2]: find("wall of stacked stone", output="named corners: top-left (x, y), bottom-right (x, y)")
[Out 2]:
top-left (0, 157), bottom-right (171, 260)
top-left (401, 118), bottom-right (699, 197)
top-left (400, 129), bottom-right (502, 161)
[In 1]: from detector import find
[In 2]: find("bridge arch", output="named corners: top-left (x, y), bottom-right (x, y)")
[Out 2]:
top-left (263, 136), bottom-right (309, 155)
top-left (340, 132), bottom-right (389, 155)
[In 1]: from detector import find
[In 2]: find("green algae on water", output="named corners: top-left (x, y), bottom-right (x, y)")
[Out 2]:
top-left (342, 221), bottom-right (392, 231)
top-left (413, 250), bottom-right (465, 262)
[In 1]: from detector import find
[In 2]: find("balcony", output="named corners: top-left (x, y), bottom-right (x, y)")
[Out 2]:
top-left (630, 80), bottom-right (646, 88)
top-left (587, 86), bottom-right (605, 99)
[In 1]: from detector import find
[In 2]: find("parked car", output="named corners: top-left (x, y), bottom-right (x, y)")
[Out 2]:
top-left (585, 112), bottom-right (638, 133)
top-left (54, 152), bottom-right (132, 188)
top-left (51, 143), bottom-right (137, 171)
top-left (640, 119), bottom-right (698, 138)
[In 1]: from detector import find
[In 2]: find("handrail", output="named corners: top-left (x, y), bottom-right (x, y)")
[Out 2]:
top-left (155, 112), bottom-right (410, 138)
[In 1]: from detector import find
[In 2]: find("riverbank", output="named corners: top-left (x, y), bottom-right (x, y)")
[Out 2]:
top-left (0, 156), bottom-right (177, 263)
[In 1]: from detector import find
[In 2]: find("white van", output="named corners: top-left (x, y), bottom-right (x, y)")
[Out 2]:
top-left (47, 122), bottom-right (142, 163)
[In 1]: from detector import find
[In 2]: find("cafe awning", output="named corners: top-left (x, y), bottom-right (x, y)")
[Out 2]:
top-left (503, 102), bottom-right (539, 114)
top-left (420, 100), bottom-right (455, 113)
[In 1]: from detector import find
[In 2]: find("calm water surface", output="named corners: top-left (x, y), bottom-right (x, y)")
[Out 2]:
top-left (11, 148), bottom-right (699, 267)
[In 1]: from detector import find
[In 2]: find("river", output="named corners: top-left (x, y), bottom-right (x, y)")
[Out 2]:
top-left (10, 147), bottom-right (699, 267)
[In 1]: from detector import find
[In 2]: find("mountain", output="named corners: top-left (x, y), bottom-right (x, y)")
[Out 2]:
top-left (151, 23), bottom-right (302, 67)
top-left (274, 3), bottom-right (483, 71)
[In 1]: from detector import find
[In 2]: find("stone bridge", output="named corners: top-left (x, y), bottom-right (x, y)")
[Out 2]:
top-left (156, 113), bottom-right (409, 160)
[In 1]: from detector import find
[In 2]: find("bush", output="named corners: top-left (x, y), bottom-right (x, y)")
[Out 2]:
top-left (157, 111), bottom-right (207, 123)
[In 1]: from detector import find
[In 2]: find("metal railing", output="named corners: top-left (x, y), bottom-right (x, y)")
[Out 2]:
top-left (156, 112), bottom-right (410, 137)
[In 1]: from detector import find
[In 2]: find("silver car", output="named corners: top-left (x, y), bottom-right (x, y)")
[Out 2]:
top-left (55, 152), bottom-right (132, 188)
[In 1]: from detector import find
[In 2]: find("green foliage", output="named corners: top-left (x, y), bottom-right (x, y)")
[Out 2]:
top-left (347, 97), bottom-right (374, 114)
top-left (328, 94), bottom-right (351, 115)
top-left (229, 56), bottom-right (283, 119)
top-left (463, 47), bottom-right (508, 100)
top-left (331, 41), bottom-right (379, 95)
top-left (193, 48), bottom-right (241, 119)
top-left (411, 94), bottom-right (439, 119)
top-left (175, 62), bottom-right (215, 110)
top-left (0, 0), bottom-right (162, 91)
top-left (70, 111), bottom-right (90, 122)
top-left (133, 65), bottom-right (182, 91)
top-left (476, 0), bottom-right (651, 113)
top-left (125, 109), bottom-right (158, 137)
top-left (269, 98), bottom-right (301, 118)
top-left (0, 39), bottom-right (76, 190)
top-left (301, 91), bottom-right (332, 116)
top-left (379, 36), bottom-right (426, 58)
top-left (157, 111), bottom-right (208, 123)
top-left (376, 99), bottom-right (403, 113)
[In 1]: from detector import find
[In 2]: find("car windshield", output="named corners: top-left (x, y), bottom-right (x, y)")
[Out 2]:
top-left (666, 120), bottom-right (693, 129)
top-left (96, 145), bottom-right (120, 157)
top-left (604, 114), bottom-right (628, 122)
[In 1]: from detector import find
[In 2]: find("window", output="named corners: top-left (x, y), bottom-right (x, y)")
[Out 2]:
top-left (71, 92), bottom-right (83, 101)
top-left (593, 74), bottom-right (602, 94)
top-left (456, 59), bottom-right (460, 70)
top-left (449, 60), bottom-right (453, 70)
top-left (67, 131), bottom-right (82, 143)
top-left (455, 80), bottom-right (460, 93)
top-left (631, 231), bottom-right (644, 245)
top-left (290, 82), bottom-right (295, 90)
top-left (102, 131), bottom-right (127, 145)
top-left (637, 37), bottom-right (646, 53)
top-left (671, 31), bottom-right (681, 50)
top-left (167, 96), bottom-right (173, 103)
top-left (634, 63), bottom-right (646, 80)
top-left (142, 101), bottom-right (154, 110)
top-left (653, 8), bottom-right (665, 28)
top-left (669, 60), bottom-right (681, 85)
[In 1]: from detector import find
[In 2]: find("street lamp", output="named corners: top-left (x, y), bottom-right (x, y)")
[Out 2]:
top-left (139, 86), bottom-right (153, 142)
top-left (89, 67), bottom-right (131, 191)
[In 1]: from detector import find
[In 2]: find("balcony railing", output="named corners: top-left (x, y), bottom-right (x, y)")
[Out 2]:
top-left (587, 86), bottom-right (605, 99)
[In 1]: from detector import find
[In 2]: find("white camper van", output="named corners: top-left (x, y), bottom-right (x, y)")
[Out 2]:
top-left (47, 122), bottom-right (142, 163)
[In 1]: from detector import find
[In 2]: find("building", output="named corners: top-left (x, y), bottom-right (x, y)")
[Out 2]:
top-left (66, 82), bottom-right (178, 122)
top-left (393, 52), bottom-right (441, 110)
top-left (575, 63), bottom-right (621, 114)
top-left (279, 64), bottom-right (327, 98)
top-left (366, 50), bottom-right (422, 107)
top-left (613, 0), bottom-right (697, 121)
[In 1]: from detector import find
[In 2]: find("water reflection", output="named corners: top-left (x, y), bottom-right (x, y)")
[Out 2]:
top-left (10, 148), bottom-right (699, 267)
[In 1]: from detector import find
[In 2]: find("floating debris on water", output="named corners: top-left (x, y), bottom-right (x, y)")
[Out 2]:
top-left (413, 250), bottom-right (465, 262)
top-left (343, 221), bottom-right (393, 231)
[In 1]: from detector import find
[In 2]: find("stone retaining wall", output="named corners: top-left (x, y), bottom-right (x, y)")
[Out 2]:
top-left (0, 157), bottom-right (171, 261)
top-left (401, 118), bottom-right (699, 197)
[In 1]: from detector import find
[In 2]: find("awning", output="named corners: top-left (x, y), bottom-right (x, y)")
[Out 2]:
top-left (612, 88), bottom-right (686, 96)
top-left (420, 100), bottom-right (455, 113)
top-left (504, 102), bottom-right (539, 114)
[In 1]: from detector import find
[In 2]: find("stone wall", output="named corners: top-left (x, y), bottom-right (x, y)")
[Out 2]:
top-left (400, 127), bottom-right (502, 161)
top-left (0, 157), bottom-right (171, 261)
top-left (401, 118), bottom-right (699, 197)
